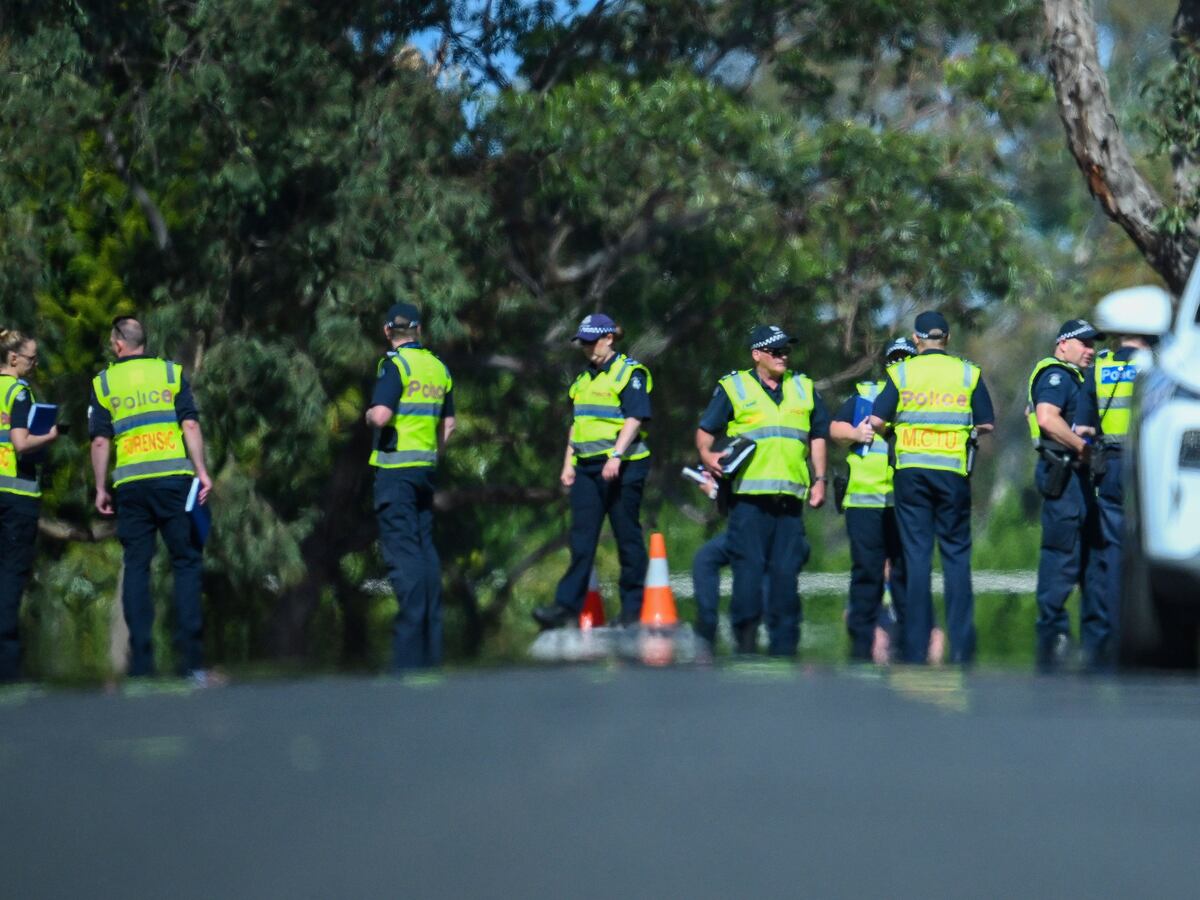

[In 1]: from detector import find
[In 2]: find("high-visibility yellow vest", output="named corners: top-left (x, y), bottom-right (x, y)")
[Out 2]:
top-left (93, 358), bottom-right (195, 487)
top-left (889, 353), bottom-right (980, 476)
top-left (569, 354), bottom-right (652, 462)
top-left (1093, 349), bottom-right (1136, 439)
top-left (370, 347), bottom-right (453, 469)
top-left (0, 375), bottom-right (41, 498)
top-left (1025, 357), bottom-right (1084, 447)
top-left (720, 370), bottom-right (814, 499)
top-left (845, 380), bottom-right (893, 508)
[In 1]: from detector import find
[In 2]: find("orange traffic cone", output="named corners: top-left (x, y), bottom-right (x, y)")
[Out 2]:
top-left (639, 532), bottom-right (678, 627)
top-left (579, 568), bottom-right (606, 630)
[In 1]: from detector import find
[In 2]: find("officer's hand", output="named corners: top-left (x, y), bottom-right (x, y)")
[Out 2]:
top-left (601, 456), bottom-right (622, 482)
top-left (700, 449), bottom-right (725, 478)
top-left (95, 488), bottom-right (114, 517)
top-left (853, 422), bottom-right (875, 444)
top-left (560, 463), bottom-right (576, 488)
top-left (197, 472), bottom-right (213, 505)
top-left (46, 425), bottom-right (60, 443)
top-left (808, 479), bottom-right (826, 509)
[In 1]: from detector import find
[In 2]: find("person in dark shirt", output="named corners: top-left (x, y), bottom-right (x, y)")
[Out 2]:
top-left (868, 311), bottom-right (995, 665)
top-left (89, 317), bottom-right (214, 681)
top-left (365, 302), bottom-right (456, 669)
top-left (0, 328), bottom-right (60, 680)
top-left (1028, 319), bottom-right (1108, 670)
top-left (695, 324), bottom-right (828, 656)
top-left (534, 313), bottom-right (654, 629)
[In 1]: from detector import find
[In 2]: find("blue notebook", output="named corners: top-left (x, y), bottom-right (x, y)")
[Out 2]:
top-left (185, 477), bottom-right (212, 547)
top-left (26, 403), bottom-right (57, 435)
top-left (852, 396), bottom-right (875, 458)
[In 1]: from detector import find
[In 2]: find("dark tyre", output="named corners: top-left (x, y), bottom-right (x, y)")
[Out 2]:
top-left (1119, 516), bottom-right (1200, 670)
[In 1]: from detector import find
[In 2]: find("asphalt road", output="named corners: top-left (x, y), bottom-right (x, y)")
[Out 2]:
top-left (2, 666), bottom-right (1199, 899)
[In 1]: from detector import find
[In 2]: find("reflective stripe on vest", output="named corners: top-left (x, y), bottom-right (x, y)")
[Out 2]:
top-left (569, 354), bottom-right (652, 461)
top-left (1025, 357), bottom-right (1085, 447)
top-left (1094, 350), bottom-right (1136, 438)
top-left (721, 370), bottom-right (814, 499)
top-left (847, 491), bottom-right (893, 506)
top-left (112, 457), bottom-right (195, 484)
top-left (845, 380), bottom-right (893, 508)
top-left (370, 347), bottom-right (452, 469)
top-left (0, 375), bottom-right (41, 498)
top-left (888, 354), bottom-right (979, 476)
top-left (93, 358), bottom-right (193, 487)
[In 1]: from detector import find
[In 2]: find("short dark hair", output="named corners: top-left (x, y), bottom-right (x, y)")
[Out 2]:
top-left (112, 316), bottom-right (146, 349)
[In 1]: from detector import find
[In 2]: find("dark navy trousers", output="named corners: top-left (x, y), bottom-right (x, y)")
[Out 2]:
top-left (845, 506), bottom-right (908, 661)
top-left (1035, 461), bottom-right (1109, 670)
top-left (375, 468), bottom-right (442, 670)
top-left (692, 531), bottom-right (770, 646)
top-left (693, 531), bottom-right (732, 645)
top-left (554, 458), bottom-right (648, 623)
top-left (727, 495), bottom-right (810, 657)
top-left (115, 476), bottom-right (204, 677)
top-left (0, 494), bottom-right (39, 681)
top-left (1094, 449), bottom-right (1124, 650)
top-left (893, 469), bottom-right (975, 665)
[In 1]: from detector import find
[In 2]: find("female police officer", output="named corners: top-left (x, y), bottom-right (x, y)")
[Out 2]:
top-left (533, 314), bottom-right (652, 629)
top-left (0, 328), bottom-right (60, 680)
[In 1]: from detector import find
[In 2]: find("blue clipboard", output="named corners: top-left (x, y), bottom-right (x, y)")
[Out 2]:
top-left (852, 396), bottom-right (875, 457)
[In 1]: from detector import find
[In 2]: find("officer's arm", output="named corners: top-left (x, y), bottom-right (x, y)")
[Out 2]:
top-left (438, 416), bottom-right (456, 454)
top-left (868, 379), bottom-right (899, 435)
top-left (696, 428), bottom-right (725, 477)
top-left (366, 405), bottom-right (392, 428)
top-left (181, 420), bottom-right (214, 500)
top-left (612, 418), bottom-right (642, 457)
top-left (1035, 403), bottom-right (1086, 454)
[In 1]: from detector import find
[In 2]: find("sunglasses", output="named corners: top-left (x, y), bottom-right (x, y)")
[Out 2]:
top-left (761, 347), bottom-right (789, 359)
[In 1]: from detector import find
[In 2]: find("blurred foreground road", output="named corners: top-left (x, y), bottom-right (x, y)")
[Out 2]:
top-left (2, 666), bottom-right (1199, 899)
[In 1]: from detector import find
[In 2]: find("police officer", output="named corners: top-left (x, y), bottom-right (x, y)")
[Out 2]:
top-left (1086, 323), bottom-right (1153, 634)
top-left (365, 302), bottom-right (455, 670)
top-left (1027, 318), bottom-right (1107, 670)
top-left (534, 314), bottom-right (652, 629)
top-left (869, 312), bottom-right (994, 665)
top-left (830, 337), bottom-right (913, 661)
top-left (0, 329), bottom-right (60, 680)
top-left (695, 324), bottom-right (828, 656)
top-left (90, 317), bottom-right (213, 679)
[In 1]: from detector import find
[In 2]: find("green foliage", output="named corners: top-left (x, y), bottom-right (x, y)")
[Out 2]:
top-left (0, 0), bottom-right (1169, 677)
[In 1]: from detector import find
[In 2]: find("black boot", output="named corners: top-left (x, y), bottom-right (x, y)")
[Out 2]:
top-left (734, 621), bottom-right (759, 654)
top-left (532, 604), bottom-right (574, 630)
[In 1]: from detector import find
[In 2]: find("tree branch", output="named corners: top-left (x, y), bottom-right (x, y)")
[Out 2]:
top-left (102, 126), bottom-right (173, 252)
top-left (38, 517), bottom-right (116, 543)
top-left (1043, 0), bottom-right (1192, 293)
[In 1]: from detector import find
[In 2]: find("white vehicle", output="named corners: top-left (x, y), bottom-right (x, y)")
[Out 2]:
top-left (1099, 268), bottom-right (1200, 668)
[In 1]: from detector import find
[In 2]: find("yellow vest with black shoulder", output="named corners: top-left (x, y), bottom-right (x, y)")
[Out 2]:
top-left (845, 380), bottom-right (892, 508)
top-left (569, 354), bottom-right (652, 462)
top-left (370, 347), bottom-right (453, 469)
top-left (1025, 357), bottom-right (1085, 447)
top-left (0, 375), bottom-right (41, 498)
top-left (721, 370), bottom-right (814, 499)
top-left (889, 353), bottom-right (980, 476)
top-left (93, 359), bottom-right (195, 487)
top-left (1093, 349), bottom-right (1136, 439)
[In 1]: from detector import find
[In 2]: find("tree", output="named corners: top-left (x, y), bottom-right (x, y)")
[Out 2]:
top-left (1043, 0), bottom-right (1200, 294)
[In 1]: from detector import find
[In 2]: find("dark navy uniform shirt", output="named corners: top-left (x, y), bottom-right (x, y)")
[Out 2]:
top-left (870, 350), bottom-right (995, 426)
top-left (1031, 360), bottom-right (1092, 430)
top-left (698, 370), bottom-right (830, 438)
top-left (571, 353), bottom-right (653, 421)
top-left (370, 342), bottom-right (455, 417)
top-left (6, 380), bottom-right (38, 484)
top-left (87, 354), bottom-right (200, 439)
